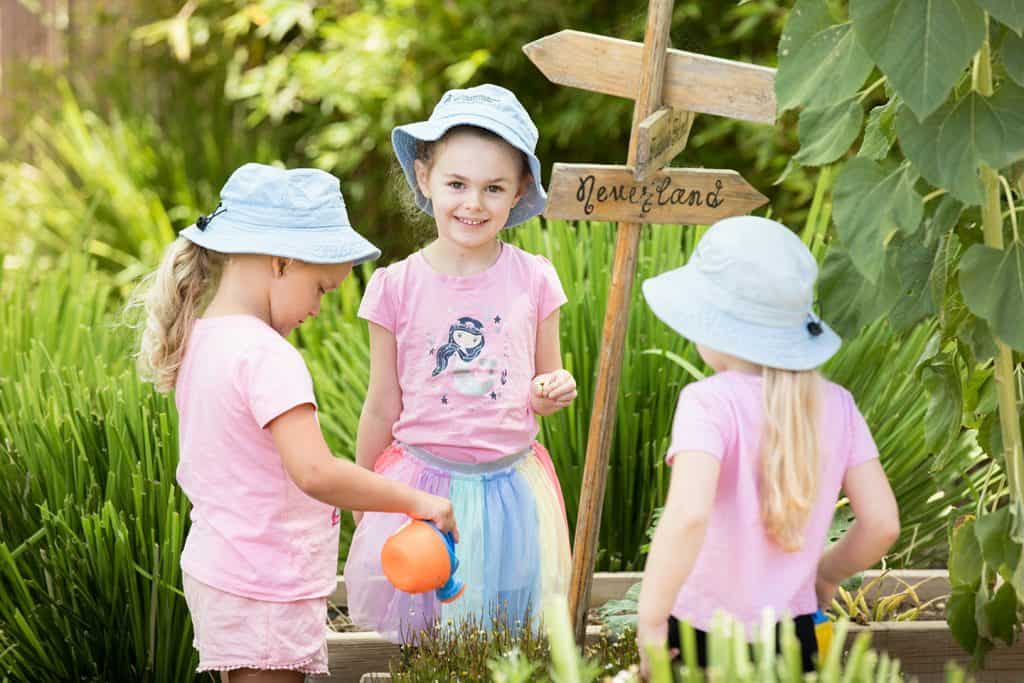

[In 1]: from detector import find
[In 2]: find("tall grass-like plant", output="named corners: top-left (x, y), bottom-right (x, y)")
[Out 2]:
top-left (0, 261), bottom-right (195, 682)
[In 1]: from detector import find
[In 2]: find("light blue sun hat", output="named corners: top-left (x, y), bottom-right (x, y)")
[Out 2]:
top-left (179, 163), bottom-right (381, 265)
top-left (391, 83), bottom-right (547, 228)
top-left (641, 216), bottom-right (841, 371)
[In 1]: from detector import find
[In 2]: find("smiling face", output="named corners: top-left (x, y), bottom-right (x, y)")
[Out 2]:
top-left (268, 258), bottom-right (353, 336)
top-left (413, 128), bottom-right (529, 252)
top-left (453, 329), bottom-right (483, 349)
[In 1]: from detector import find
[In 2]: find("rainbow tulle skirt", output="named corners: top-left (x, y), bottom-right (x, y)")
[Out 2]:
top-left (343, 441), bottom-right (572, 643)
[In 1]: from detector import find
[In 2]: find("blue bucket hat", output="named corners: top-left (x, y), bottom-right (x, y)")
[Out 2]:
top-left (641, 216), bottom-right (841, 371)
top-left (391, 83), bottom-right (547, 228)
top-left (179, 163), bottom-right (381, 265)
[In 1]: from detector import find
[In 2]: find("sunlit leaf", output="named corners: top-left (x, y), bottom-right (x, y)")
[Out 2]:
top-left (833, 158), bottom-right (922, 283)
top-left (795, 98), bottom-right (865, 165)
top-left (851, 0), bottom-right (985, 121)
top-left (778, 0), bottom-right (875, 112)
top-left (959, 241), bottom-right (1024, 351)
top-left (896, 82), bottom-right (1024, 205)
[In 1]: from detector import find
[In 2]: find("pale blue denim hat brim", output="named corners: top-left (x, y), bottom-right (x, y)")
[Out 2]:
top-left (392, 84), bottom-right (547, 228)
top-left (641, 216), bottom-right (841, 372)
top-left (179, 163), bottom-right (381, 265)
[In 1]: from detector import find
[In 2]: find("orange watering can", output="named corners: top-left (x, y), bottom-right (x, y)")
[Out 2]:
top-left (381, 519), bottom-right (464, 603)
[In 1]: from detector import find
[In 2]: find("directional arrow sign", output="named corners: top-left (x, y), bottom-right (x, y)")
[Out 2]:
top-left (544, 163), bottom-right (768, 225)
top-left (634, 107), bottom-right (694, 181)
top-left (523, 30), bottom-right (776, 124)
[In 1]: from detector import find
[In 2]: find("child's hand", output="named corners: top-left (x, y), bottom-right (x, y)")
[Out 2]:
top-left (815, 571), bottom-right (838, 611)
top-left (411, 492), bottom-right (459, 542)
top-left (532, 369), bottom-right (577, 415)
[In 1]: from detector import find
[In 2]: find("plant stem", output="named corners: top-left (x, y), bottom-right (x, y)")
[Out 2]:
top-left (975, 34), bottom-right (1024, 539)
top-left (857, 76), bottom-right (888, 103)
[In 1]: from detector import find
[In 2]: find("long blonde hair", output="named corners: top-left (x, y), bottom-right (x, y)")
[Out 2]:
top-left (133, 238), bottom-right (225, 392)
top-left (760, 367), bottom-right (822, 551)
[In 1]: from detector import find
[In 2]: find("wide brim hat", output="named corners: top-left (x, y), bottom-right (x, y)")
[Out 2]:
top-left (641, 216), bottom-right (841, 371)
top-left (179, 163), bottom-right (381, 265)
top-left (392, 83), bottom-right (547, 228)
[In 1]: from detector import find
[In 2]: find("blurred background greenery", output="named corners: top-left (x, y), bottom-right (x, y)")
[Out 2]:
top-left (1, 0), bottom-right (807, 267)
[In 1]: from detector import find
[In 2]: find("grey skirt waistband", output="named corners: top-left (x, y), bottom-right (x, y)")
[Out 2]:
top-left (395, 441), bottom-right (534, 476)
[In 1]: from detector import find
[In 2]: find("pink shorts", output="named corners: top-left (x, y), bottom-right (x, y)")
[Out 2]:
top-left (183, 573), bottom-right (330, 676)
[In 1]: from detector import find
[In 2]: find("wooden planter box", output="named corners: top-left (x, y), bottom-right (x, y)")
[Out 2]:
top-left (324, 570), bottom-right (1024, 683)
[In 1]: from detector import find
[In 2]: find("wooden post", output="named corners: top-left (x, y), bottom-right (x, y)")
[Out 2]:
top-left (565, 0), bottom-right (675, 643)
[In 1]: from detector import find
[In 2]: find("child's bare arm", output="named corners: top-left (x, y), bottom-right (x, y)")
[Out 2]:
top-left (531, 310), bottom-right (576, 416)
top-left (816, 459), bottom-right (900, 604)
top-left (356, 322), bottom-right (402, 470)
top-left (636, 452), bottom-right (720, 648)
top-left (269, 404), bottom-right (457, 539)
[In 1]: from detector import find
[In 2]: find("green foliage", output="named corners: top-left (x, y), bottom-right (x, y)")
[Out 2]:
top-left (851, 0), bottom-right (986, 121)
top-left (120, 0), bottom-right (810, 260)
top-left (945, 512), bottom-right (1024, 661)
top-left (959, 241), bottom-right (1024, 351)
top-left (0, 260), bottom-right (196, 681)
top-left (895, 83), bottom-right (1024, 206)
top-left (778, 0), bottom-right (1024, 661)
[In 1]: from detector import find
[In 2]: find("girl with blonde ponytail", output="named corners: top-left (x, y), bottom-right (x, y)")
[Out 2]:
top-left (636, 216), bottom-right (900, 674)
top-left (136, 238), bottom-right (225, 392)
top-left (134, 164), bottom-right (460, 683)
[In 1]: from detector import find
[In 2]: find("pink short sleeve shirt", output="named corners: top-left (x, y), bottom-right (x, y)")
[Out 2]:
top-left (665, 371), bottom-right (879, 634)
top-left (358, 243), bottom-right (567, 463)
top-left (175, 315), bottom-right (340, 601)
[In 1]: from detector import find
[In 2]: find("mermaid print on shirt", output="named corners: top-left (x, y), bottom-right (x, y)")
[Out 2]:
top-left (432, 317), bottom-right (486, 375)
top-left (431, 316), bottom-right (504, 399)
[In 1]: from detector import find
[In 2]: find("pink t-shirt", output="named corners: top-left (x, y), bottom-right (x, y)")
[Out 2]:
top-left (666, 371), bottom-right (878, 635)
top-left (175, 315), bottom-right (340, 601)
top-left (358, 243), bottom-right (567, 463)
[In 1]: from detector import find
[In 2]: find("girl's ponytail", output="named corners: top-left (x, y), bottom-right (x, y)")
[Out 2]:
top-left (760, 367), bottom-right (822, 552)
top-left (134, 238), bottom-right (224, 392)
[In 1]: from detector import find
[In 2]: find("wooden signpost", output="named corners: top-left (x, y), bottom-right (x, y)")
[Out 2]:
top-left (523, 0), bottom-right (776, 643)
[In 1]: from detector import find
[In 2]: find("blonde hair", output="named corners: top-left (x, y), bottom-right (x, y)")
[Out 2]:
top-left (759, 367), bottom-right (823, 552)
top-left (133, 238), bottom-right (226, 392)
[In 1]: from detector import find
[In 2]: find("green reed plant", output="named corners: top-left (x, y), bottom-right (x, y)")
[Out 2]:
top-left (0, 260), bottom-right (195, 681)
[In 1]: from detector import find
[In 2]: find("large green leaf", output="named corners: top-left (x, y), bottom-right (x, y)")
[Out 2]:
top-left (975, 508), bottom-right (1024, 583)
top-left (948, 584), bottom-right (981, 652)
top-left (983, 582), bottom-right (1020, 646)
top-left (859, 98), bottom-right (899, 160)
top-left (920, 357), bottom-right (964, 455)
top-left (1004, 30), bottom-right (1024, 86)
top-left (959, 241), bottom-right (1024, 351)
top-left (777, 0), bottom-right (875, 112)
top-left (896, 82), bottom-right (1024, 205)
top-left (949, 515), bottom-right (983, 588)
top-left (978, 0), bottom-right (1024, 34)
top-left (886, 234), bottom-right (940, 332)
top-left (833, 158), bottom-right (922, 282)
top-left (817, 244), bottom-right (890, 336)
top-left (851, 0), bottom-right (985, 121)
top-left (795, 98), bottom-right (865, 165)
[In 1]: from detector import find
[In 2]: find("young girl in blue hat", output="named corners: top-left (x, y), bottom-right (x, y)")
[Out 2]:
top-left (135, 163), bottom-right (457, 682)
top-left (636, 216), bottom-right (900, 673)
top-left (343, 84), bottom-right (576, 642)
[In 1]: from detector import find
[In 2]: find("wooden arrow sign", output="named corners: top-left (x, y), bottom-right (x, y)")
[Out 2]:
top-left (523, 30), bottom-right (776, 124)
top-left (634, 107), bottom-right (694, 180)
top-left (545, 163), bottom-right (768, 225)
